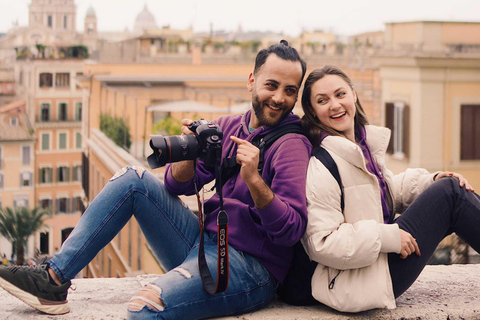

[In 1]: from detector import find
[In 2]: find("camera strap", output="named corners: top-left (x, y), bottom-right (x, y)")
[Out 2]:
top-left (194, 157), bottom-right (229, 295)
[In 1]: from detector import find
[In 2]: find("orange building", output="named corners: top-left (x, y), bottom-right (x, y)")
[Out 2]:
top-left (14, 57), bottom-right (85, 260)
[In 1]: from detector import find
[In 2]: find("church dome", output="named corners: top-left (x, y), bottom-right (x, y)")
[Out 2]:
top-left (86, 6), bottom-right (96, 17)
top-left (134, 4), bottom-right (158, 34)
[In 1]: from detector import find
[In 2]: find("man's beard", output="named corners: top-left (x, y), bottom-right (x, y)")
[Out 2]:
top-left (252, 95), bottom-right (293, 127)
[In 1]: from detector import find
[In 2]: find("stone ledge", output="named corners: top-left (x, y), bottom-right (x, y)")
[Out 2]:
top-left (2, 264), bottom-right (480, 320)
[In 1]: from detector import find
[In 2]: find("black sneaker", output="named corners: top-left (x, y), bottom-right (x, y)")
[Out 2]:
top-left (0, 263), bottom-right (71, 314)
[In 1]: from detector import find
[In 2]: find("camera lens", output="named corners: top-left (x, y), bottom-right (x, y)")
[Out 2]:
top-left (166, 135), bottom-right (199, 162)
top-left (147, 134), bottom-right (199, 168)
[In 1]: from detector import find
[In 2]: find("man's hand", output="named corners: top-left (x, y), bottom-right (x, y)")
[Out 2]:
top-left (398, 228), bottom-right (421, 259)
top-left (230, 136), bottom-right (274, 209)
top-left (180, 119), bottom-right (195, 135)
top-left (171, 119), bottom-right (196, 183)
top-left (230, 136), bottom-right (262, 184)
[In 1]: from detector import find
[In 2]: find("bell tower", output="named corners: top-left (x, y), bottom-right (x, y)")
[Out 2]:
top-left (84, 6), bottom-right (97, 35)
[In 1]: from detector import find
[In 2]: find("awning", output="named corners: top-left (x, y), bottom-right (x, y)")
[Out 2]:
top-left (147, 100), bottom-right (250, 114)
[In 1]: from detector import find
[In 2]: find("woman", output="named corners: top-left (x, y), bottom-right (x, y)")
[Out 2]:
top-left (300, 65), bottom-right (480, 312)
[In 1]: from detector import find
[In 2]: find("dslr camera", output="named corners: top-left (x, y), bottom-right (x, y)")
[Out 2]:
top-left (148, 120), bottom-right (223, 169)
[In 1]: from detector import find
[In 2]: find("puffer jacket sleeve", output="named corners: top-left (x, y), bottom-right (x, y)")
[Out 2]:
top-left (390, 168), bottom-right (438, 213)
top-left (302, 157), bottom-right (401, 270)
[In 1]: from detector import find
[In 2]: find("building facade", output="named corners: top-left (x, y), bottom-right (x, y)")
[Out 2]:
top-left (376, 22), bottom-right (480, 190)
top-left (0, 101), bottom-right (36, 258)
top-left (13, 57), bottom-right (85, 260)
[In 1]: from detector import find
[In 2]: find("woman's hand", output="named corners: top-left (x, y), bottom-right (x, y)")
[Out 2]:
top-left (398, 229), bottom-right (421, 259)
top-left (434, 171), bottom-right (474, 192)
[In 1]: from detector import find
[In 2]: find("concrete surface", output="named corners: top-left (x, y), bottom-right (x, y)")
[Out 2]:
top-left (1, 264), bottom-right (480, 320)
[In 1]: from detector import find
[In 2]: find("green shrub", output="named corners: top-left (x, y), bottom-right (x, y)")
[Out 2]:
top-left (152, 116), bottom-right (182, 136)
top-left (99, 114), bottom-right (131, 149)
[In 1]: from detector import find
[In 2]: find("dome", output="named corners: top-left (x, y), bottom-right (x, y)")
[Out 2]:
top-left (134, 4), bottom-right (158, 34)
top-left (86, 6), bottom-right (96, 17)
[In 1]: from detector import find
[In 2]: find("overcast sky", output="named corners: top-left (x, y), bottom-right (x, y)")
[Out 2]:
top-left (1, 0), bottom-right (479, 36)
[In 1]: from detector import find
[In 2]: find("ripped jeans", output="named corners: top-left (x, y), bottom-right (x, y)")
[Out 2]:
top-left (48, 166), bottom-right (277, 319)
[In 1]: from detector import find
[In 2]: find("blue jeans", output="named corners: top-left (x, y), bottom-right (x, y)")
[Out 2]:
top-left (388, 177), bottom-right (480, 298)
top-left (48, 166), bottom-right (277, 319)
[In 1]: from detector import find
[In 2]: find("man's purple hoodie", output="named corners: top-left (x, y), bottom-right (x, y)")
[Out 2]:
top-left (164, 110), bottom-right (312, 282)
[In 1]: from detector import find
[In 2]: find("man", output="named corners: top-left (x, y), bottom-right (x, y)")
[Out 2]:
top-left (0, 40), bottom-right (311, 319)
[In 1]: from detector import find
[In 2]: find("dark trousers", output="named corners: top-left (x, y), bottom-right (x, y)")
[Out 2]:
top-left (388, 177), bottom-right (480, 298)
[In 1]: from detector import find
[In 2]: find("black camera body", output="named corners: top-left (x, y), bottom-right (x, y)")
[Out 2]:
top-left (148, 120), bottom-right (223, 169)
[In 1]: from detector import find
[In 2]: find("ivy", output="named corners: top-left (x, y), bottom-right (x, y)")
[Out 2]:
top-left (99, 114), bottom-right (132, 149)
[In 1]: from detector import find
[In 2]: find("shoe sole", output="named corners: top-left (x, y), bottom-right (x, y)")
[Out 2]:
top-left (0, 277), bottom-right (70, 315)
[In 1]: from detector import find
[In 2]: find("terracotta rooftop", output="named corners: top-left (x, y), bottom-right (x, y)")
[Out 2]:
top-left (0, 100), bottom-right (34, 142)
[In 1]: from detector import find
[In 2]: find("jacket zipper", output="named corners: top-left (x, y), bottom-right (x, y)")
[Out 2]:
top-left (328, 270), bottom-right (342, 289)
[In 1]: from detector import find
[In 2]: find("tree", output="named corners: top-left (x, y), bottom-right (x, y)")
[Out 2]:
top-left (0, 207), bottom-right (49, 265)
top-left (152, 116), bottom-right (182, 136)
top-left (99, 114), bottom-right (132, 149)
top-left (36, 44), bottom-right (47, 59)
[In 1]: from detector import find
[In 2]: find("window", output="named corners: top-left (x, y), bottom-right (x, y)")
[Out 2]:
top-left (72, 165), bottom-right (82, 181)
top-left (47, 15), bottom-right (53, 27)
top-left (385, 102), bottom-right (410, 158)
top-left (39, 167), bottom-right (53, 184)
top-left (10, 117), bottom-right (18, 126)
top-left (41, 133), bottom-right (50, 150)
top-left (39, 198), bottom-right (53, 212)
top-left (40, 103), bottom-right (50, 121)
top-left (55, 73), bottom-right (70, 88)
top-left (14, 196), bottom-right (28, 208)
top-left (21, 171), bottom-right (32, 187)
top-left (56, 197), bottom-right (70, 214)
top-left (0, 173), bottom-right (3, 189)
top-left (76, 72), bottom-right (83, 89)
top-left (57, 166), bottom-right (70, 182)
top-left (63, 15), bottom-right (67, 29)
top-left (58, 103), bottom-right (68, 121)
top-left (40, 232), bottom-right (49, 254)
top-left (72, 196), bottom-right (85, 212)
top-left (0, 147), bottom-right (2, 169)
top-left (19, 71), bottom-right (23, 85)
top-left (22, 146), bottom-right (31, 165)
top-left (75, 132), bottom-right (82, 149)
top-left (75, 102), bottom-right (82, 121)
top-left (39, 73), bottom-right (53, 88)
top-left (461, 105), bottom-right (480, 160)
top-left (61, 228), bottom-right (74, 243)
top-left (58, 132), bottom-right (67, 150)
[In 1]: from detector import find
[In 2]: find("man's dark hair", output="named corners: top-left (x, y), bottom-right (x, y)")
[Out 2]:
top-left (253, 40), bottom-right (307, 85)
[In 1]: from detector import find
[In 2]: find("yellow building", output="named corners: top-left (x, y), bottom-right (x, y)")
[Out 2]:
top-left (376, 21), bottom-right (480, 188)
top-left (299, 30), bottom-right (337, 55)
top-left (0, 101), bottom-right (35, 258)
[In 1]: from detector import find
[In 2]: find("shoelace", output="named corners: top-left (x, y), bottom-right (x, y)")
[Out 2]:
top-left (6, 263), bottom-right (47, 274)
